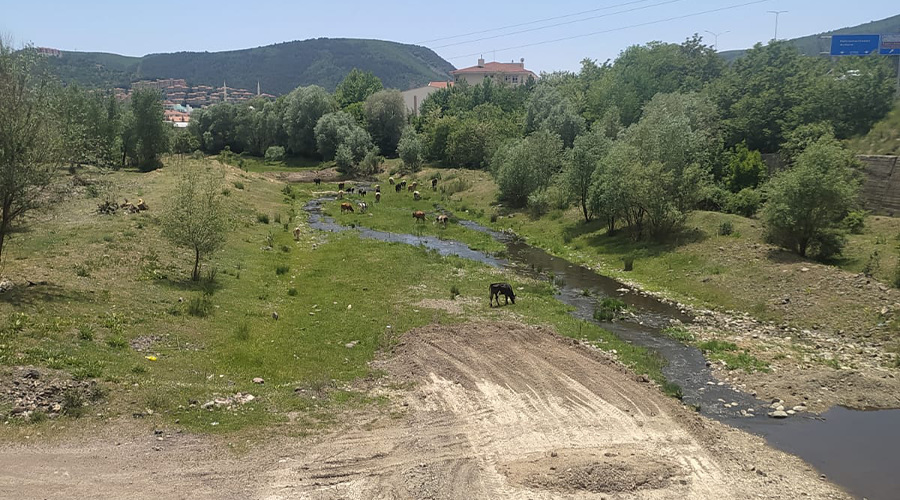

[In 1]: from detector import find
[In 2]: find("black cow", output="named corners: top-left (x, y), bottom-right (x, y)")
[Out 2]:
top-left (347, 186), bottom-right (355, 194)
top-left (314, 177), bottom-right (321, 186)
top-left (395, 184), bottom-right (402, 193)
top-left (359, 189), bottom-right (367, 196)
top-left (338, 182), bottom-right (345, 191)
top-left (489, 283), bottom-right (516, 307)
top-left (431, 178), bottom-right (438, 190)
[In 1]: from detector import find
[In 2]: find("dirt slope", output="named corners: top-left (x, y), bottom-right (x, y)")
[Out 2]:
top-left (260, 323), bottom-right (847, 499)
top-left (0, 322), bottom-right (848, 499)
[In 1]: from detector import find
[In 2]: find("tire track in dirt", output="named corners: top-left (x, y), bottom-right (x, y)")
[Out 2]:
top-left (260, 322), bottom-right (849, 499)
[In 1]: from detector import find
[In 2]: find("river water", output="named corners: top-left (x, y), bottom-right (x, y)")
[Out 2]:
top-left (305, 198), bottom-right (900, 499)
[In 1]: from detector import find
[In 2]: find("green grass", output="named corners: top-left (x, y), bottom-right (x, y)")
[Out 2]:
top-left (662, 326), bottom-right (695, 342)
top-left (697, 340), bottom-right (770, 373)
top-left (219, 153), bottom-right (324, 173)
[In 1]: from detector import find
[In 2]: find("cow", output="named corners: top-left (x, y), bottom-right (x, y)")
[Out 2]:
top-left (431, 178), bottom-right (438, 190)
top-left (389, 177), bottom-right (395, 185)
top-left (436, 214), bottom-right (449, 227)
top-left (413, 190), bottom-right (421, 201)
top-left (338, 190), bottom-right (344, 199)
top-left (347, 186), bottom-right (355, 194)
top-left (293, 226), bottom-right (302, 240)
top-left (400, 180), bottom-right (407, 188)
top-left (489, 283), bottom-right (516, 307)
top-left (357, 202), bottom-right (368, 213)
top-left (314, 177), bottom-right (321, 186)
top-left (411, 182), bottom-right (418, 191)
top-left (374, 185), bottom-right (380, 193)
top-left (359, 189), bottom-right (367, 197)
top-left (340, 202), bottom-right (354, 213)
top-left (375, 192), bottom-right (381, 203)
top-left (408, 184), bottom-right (415, 192)
top-left (338, 182), bottom-right (345, 191)
top-left (413, 211), bottom-right (426, 223)
top-left (395, 184), bottom-right (402, 193)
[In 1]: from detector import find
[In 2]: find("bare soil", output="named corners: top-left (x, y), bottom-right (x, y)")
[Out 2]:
top-left (0, 322), bottom-right (849, 499)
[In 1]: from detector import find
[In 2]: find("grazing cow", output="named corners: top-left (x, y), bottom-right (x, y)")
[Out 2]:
top-left (375, 185), bottom-right (380, 193)
top-left (338, 182), bottom-right (345, 191)
top-left (340, 202), bottom-right (354, 213)
top-left (136, 198), bottom-right (149, 211)
top-left (359, 189), bottom-right (367, 196)
top-left (357, 202), bottom-right (368, 213)
top-left (314, 177), bottom-right (321, 186)
top-left (293, 226), bottom-right (302, 240)
top-left (375, 192), bottom-right (381, 203)
top-left (436, 214), bottom-right (449, 227)
top-left (408, 184), bottom-right (415, 192)
top-left (431, 178), bottom-right (438, 190)
top-left (413, 211), bottom-right (426, 223)
top-left (411, 182), bottom-right (418, 191)
top-left (395, 183), bottom-right (402, 193)
top-left (400, 180), bottom-right (407, 188)
top-left (338, 190), bottom-right (344, 199)
top-left (389, 177), bottom-right (395, 185)
top-left (347, 187), bottom-right (355, 194)
top-left (489, 283), bottom-right (516, 307)
top-left (413, 190), bottom-right (421, 201)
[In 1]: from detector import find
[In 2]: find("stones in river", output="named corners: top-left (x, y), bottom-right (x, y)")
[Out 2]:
top-left (768, 410), bottom-right (789, 418)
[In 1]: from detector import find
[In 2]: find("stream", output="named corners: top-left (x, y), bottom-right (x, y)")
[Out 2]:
top-left (305, 197), bottom-right (900, 500)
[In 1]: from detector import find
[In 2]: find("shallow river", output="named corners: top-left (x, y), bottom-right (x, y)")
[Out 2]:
top-left (305, 198), bottom-right (900, 500)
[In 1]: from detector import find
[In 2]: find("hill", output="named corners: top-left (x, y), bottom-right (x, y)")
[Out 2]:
top-left (720, 13), bottom-right (900, 61)
top-left (847, 99), bottom-right (900, 156)
top-left (42, 38), bottom-right (455, 94)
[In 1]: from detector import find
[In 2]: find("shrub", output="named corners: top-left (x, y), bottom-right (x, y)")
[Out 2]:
top-left (280, 244), bottom-right (290, 253)
top-left (77, 325), bottom-right (94, 341)
top-left (29, 410), bottom-right (47, 423)
top-left (662, 327), bottom-right (695, 342)
top-left (61, 389), bottom-right (86, 417)
top-left (233, 181), bottom-right (244, 190)
top-left (288, 287), bottom-right (298, 296)
top-left (527, 189), bottom-right (552, 218)
top-left (273, 213), bottom-right (282, 224)
top-left (843, 210), bottom-right (868, 234)
top-left (490, 213), bottom-right (498, 223)
top-left (622, 255), bottom-right (635, 272)
top-left (265, 145), bottom-right (286, 163)
top-left (256, 213), bottom-right (270, 224)
top-left (74, 264), bottom-right (90, 277)
top-left (105, 335), bottom-right (127, 349)
top-left (440, 177), bottom-right (471, 196)
top-left (862, 250), bottom-right (880, 277)
top-left (187, 294), bottom-right (212, 317)
top-left (275, 264), bottom-right (290, 275)
top-left (450, 285), bottom-right (460, 300)
top-left (718, 221), bottom-right (734, 236)
top-left (725, 188), bottom-right (763, 217)
top-left (725, 142), bottom-right (767, 192)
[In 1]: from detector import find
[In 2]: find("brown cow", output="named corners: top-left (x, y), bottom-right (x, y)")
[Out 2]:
top-left (293, 226), bottom-right (302, 240)
top-left (408, 184), bottom-right (415, 192)
top-left (340, 202), bottom-right (354, 213)
top-left (411, 182), bottom-right (418, 191)
top-left (413, 211), bottom-right (426, 223)
top-left (375, 192), bottom-right (381, 203)
top-left (436, 214), bottom-right (449, 227)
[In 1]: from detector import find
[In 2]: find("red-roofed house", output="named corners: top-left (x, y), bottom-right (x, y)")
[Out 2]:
top-left (450, 58), bottom-right (536, 86)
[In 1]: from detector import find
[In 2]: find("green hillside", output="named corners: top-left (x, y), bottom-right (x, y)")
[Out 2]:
top-left (847, 99), bottom-right (900, 156)
top-left (43, 38), bottom-right (455, 94)
top-left (720, 13), bottom-right (900, 61)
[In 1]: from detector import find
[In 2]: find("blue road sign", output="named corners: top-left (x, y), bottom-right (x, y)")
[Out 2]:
top-left (830, 35), bottom-right (881, 56)
top-left (880, 34), bottom-right (900, 55)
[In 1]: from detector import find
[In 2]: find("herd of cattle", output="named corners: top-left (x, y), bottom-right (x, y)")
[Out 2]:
top-left (325, 176), bottom-right (451, 226)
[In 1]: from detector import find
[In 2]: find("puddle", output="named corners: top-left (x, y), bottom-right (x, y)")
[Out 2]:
top-left (305, 197), bottom-right (900, 499)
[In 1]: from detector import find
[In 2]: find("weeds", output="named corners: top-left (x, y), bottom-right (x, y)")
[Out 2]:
top-left (288, 287), bottom-right (298, 296)
top-left (594, 297), bottom-right (627, 321)
top-left (61, 388), bottom-right (86, 417)
top-left (187, 294), bottom-right (213, 317)
top-left (233, 181), bottom-right (245, 190)
top-left (256, 213), bottom-right (270, 224)
top-left (74, 264), bottom-right (90, 277)
top-left (275, 264), bottom-right (290, 275)
top-left (77, 325), bottom-right (94, 341)
top-left (718, 221), bottom-right (734, 236)
top-left (662, 326), bottom-right (694, 342)
top-left (450, 285), bottom-right (460, 300)
top-left (105, 335), bottom-right (127, 349)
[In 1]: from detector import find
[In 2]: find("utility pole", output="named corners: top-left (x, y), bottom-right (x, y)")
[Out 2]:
top-left (767, 10), bottom-right (788, 41)
top-left (704, 30), bottom-right (730, 51)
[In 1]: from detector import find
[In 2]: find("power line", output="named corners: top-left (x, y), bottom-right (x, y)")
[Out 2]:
top-left (431, 0), bottom-right (686, 50)
top-left (417, 0), bottom-right (658, 44)
top-left (447, 0), bottom-right (771, 61)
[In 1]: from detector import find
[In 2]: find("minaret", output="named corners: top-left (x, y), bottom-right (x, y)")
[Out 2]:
top-left (257, 81), bottom-right (260, 96)
top-left (223, 80), bottom-right (227, 102)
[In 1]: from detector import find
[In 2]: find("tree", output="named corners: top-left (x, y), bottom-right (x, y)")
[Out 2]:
top-left (314, 111), bottom-right (358, 160)
top-left (0, 43), bottom-right (60, 270)
top-left (161, 166), bottom-right (228, 281)
top-left (563, 130), bottom-right (612, 221)
top-left (725, 142), bottom-right (766, 192)
top-left (762, 138), bottom-right (861, 259)
top-left (335, 69), bottom-right (383, 107)
top-left (364, 90), bottom-right (406, 155)
top-left (283, 85), bottom-right (335, 157)
top-left (334, 128), bottom-right (376, 176)
top-left (525, 84), bottom-right (585, 148)
top-left (129, 88), bottom-right (170, 170)
top-left (397, 126), bottom-right (424, 172)
top-left (265, 146), bottom-right (285, 163)
top-left (493, 130), bottom-right (564, 208)
top-left (779, 121), bottom-right (836, 166)
top-left (172, 128), bottom-right (200, 154)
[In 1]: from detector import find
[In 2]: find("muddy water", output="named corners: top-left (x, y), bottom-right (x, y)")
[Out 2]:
top-left (305, 198), bottom-right (900, 499)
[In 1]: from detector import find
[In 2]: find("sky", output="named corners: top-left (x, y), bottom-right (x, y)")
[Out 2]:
top-left (1, 0), bottom-right (898, 74)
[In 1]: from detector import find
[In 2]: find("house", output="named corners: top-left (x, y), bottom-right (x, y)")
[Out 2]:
top-left (450, 58), bottom-right (536, 86)
top-left (401, 81), bottom-right (453, 117)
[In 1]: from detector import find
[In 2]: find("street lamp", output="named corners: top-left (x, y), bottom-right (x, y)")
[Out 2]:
top-left (767, 10), bottom-right (788, 41)
top-left (704, 30), bottom-right (731, 51)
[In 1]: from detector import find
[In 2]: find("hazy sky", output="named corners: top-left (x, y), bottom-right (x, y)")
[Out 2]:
top-left (2, 0), bottom-right (898, 74)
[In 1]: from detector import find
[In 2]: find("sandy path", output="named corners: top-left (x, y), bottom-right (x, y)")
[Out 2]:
top-left (0, 322), bottom-right (849, 499)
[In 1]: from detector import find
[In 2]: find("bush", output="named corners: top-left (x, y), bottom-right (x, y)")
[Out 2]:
top-left (718, 221), bottom-right (734, 236)
top-left (440, 177), bottom-right (471, 196)
top-left (623, 255), bottom-right (635, 272)
top-left (527, 189), bottom-right (552, 218)
top-left (264, 145), bottom-right (286, 163)
top-left (862, 250), bottom-right (880, 277)
top-left (187, 294), bottom-right (212, 317)
top-left (450, 285), bottom-right (460, 300)
top-left (724, 188), bottom-right (763, 217)
top-left (594, 297), bottom-right (627, 321)
top-left (234, 321), bottom-right (250, 341)
top-left (77, 325), bottom-right (94, 341)
top-left (256, 213), bottom-right (270, 224)
top-left (233, 181), bottom-right (244, 190)
top-left (725, 142), bottom-right (767, 192)
top-left (105, 335), bottom-right (127, 349)
top-left (843, 210), bottom-right (868, 234)
top-left (61, 388), bottom-right (86, 417)
top-left (288, 287), bottom-right (298, 296)
top-left (490, 213), bottom-right (498, 223)
top-left (398, 126), bottom-right (424, 173)
top-left (275, 264), bottom-right (290, 275)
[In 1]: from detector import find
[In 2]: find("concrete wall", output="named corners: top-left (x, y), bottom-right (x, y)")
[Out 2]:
top-left (400, 86), bottom-right (440, 117)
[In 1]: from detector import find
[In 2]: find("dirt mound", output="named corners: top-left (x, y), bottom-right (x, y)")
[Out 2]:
top-left (1, 366), bottom-right (102, 420)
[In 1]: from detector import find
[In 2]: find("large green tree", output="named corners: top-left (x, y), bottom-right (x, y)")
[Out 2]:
top-left (314, 111), bottom-right (362, 160)
top-left (493, 130), bottom-right (565, 208)
top-left (364, 90), bottom-right (406, 156)
top-left (525, 84), bottom-right (585, 148)
top-left (0, 43), bottom-right (61, 269)
top-left (283, 85), bottom-right (335, 157)
top-left (563, 129), bottom-right (612, 221)
top-left (128, 88), bottom-right (170, 170)
top-left (334, 69), bottom-right (383, 107)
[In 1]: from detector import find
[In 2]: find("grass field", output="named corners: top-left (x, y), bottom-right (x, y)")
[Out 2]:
top-left (0, 156), bottom-right (674, 437)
